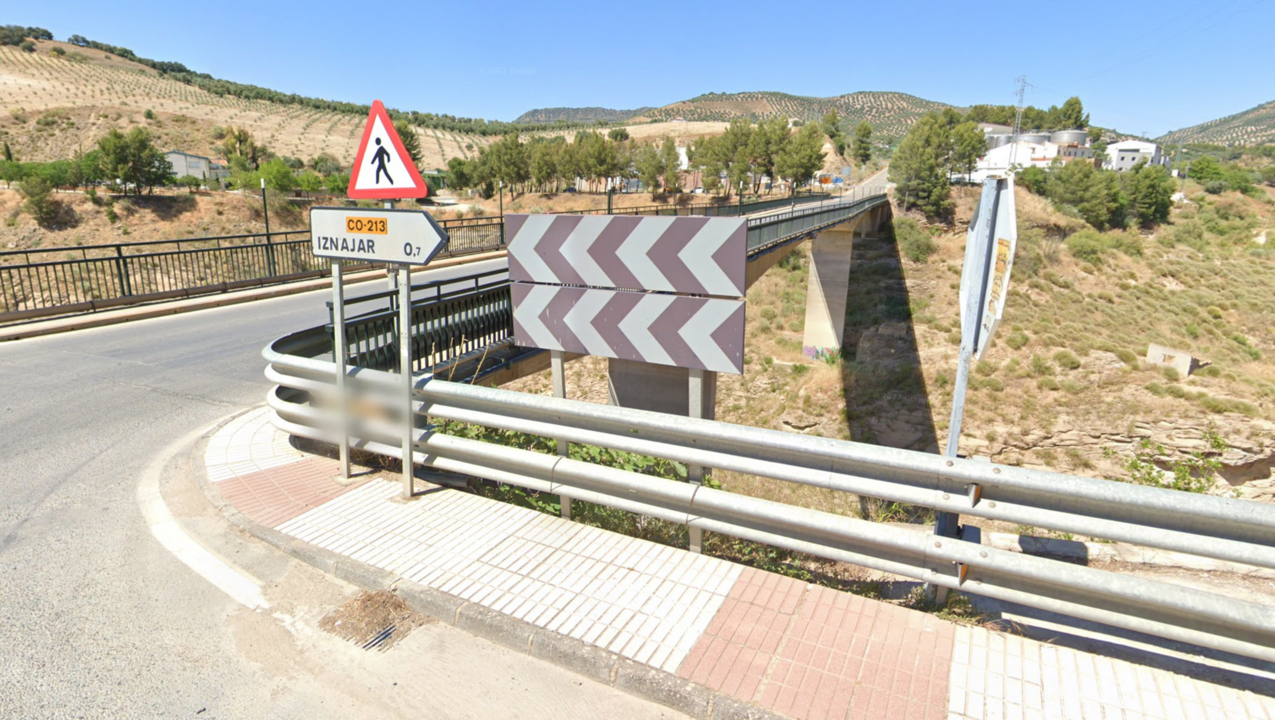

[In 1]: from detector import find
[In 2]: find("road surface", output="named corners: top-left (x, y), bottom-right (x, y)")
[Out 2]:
top-left (0, 257), bottom-right (684, 719)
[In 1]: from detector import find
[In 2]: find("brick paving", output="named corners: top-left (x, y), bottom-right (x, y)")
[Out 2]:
top-left (204, 408), bottom-right (1275, 720)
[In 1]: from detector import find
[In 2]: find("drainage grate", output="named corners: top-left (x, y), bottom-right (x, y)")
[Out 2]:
top-left (318, 590), bottom-right (431, 652)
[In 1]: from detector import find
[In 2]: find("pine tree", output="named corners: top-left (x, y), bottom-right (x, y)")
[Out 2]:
top-left (889, 113), bottom-right (951, 217)
top-left (851, 122), bottom-right (872, 166)
top-left (394, 121), bottom-right (423, 166)
top-left (659, 137), bottom-right (681, 193)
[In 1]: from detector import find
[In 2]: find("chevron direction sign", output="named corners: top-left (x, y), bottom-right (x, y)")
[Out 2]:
top-left (511, 284), bottom-right (745, 374)
top-left (507, 214), bottom-right (747, 296)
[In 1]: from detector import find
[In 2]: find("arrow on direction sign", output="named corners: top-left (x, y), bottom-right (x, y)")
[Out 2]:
top-left (511, 284), bottom-right (745, 374)
top-left (507, 214), bottom-right (747, 297)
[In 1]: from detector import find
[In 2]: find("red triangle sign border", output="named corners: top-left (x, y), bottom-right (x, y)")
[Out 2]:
top-left (347, 99), bottom-right (429, 200)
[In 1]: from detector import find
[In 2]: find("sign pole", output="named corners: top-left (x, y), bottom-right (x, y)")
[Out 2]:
top-left (400, 262), bottom-right (414, 499)
top-left (687, 368), bottom-right (705, 554)
top-left (551, 350), bottom-right (570, 519)
top-left (332, 260), bottom-right (350, 481)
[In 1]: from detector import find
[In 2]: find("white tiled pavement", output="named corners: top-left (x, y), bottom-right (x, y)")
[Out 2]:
top-left (277, 478), bottom-right (743, 672)
top-left (947, 624), bottom-right (1275, 720)
top-left (204, 407), bottom-right (307, 482)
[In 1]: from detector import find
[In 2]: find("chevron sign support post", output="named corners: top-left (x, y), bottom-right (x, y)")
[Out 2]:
top-left (507, 214), bottom-right (748, 374)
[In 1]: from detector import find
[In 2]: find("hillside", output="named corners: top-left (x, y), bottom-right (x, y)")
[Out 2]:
top-left (0, 39), bottom-right (493, 169)
top-left (630, 91), bottom-right (953, 141)
top-left (1159, 98), bottom-right (1275, 147)
top-left (515, 106), bottom-right (651, 124)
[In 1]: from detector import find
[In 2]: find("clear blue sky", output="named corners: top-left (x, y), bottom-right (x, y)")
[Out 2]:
top-left (9, 0), bottom-right (1273, 136)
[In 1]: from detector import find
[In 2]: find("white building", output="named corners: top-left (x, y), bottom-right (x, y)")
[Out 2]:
top-left (164, 150), bottom-right (229, 181)
top-left (968, 141), bottom-right (1058, 182)
top-left (1104, 140), bottom-right (1167, 172)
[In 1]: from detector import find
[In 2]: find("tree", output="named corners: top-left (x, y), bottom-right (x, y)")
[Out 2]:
top-left (851, 121), bottom-right (872, 166)
top-left (96, 127), bottom-right (172, 194)
top-left (949, 122), bottom-right (985, 182)
top-left (633, 142), bottom-right (664, 197)
top-left (394, 121), bottom-right (422, 166)
top-left (528, 139), bottom-right (561, 192)
top-left (0, 159), bottom-right (21, 188)
top-left (746, 117), bottom-right (789, 193)
top-left (776, 123), bottom-right (826, 194)
top-left (446, 157), bottom-right (473, 190)
top-left (325, 173), bottom-right (350, 194)
top-left (297, 170), bottom-right (324, 197)
top-left (1261, 165), bottom-right (1275, 187)
top-left (1057, 97), bottom-right (1089, 130)
top-left (221, 126), bottom-right (266, 169)
top-left (889, 112), bottom-right (951, 217)
top-left (309, 152), bottom-right (342, 175)
top-left (259, 157), bottom-right (297, 192)
top-left (485, 132), bottom-right (530, 193)
top-left (660, 137), bottom-right (681, 193)
top-left (608, 127), bottom-right (630, 142)
top-left (178, 175), bottom-right (202, 193)
top-left (2, 141), bottom-right (11, 162)
top-left (1124, 163), bottom-right (1173, 226)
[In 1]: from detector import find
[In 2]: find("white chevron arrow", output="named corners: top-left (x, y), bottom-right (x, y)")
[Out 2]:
top-left (511, 215), bottom-right (559, 284)
top-left (678, 299), bottom-right (738, 373)
top-left (679, 219), bottom-right (741, 297)
top-left (616, 216), bottom-right (675, 291)
top-left (564, 289), bottom-right (612, 356)
top-left (561, 216), bottom-right (613, 287)
top-left (618, 294), bottom-right (676, 366)
top-left (515, 284), bottom-right (562, 351)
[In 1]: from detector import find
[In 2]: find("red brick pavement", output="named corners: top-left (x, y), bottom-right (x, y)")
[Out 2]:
top-left (677, 567), bottom-right (953, 720)
top-left (214, 456), bottom-right (363, 529)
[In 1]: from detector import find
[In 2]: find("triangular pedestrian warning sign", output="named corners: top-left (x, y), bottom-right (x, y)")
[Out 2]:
top-left (347, 100), bottom-right (429, 200)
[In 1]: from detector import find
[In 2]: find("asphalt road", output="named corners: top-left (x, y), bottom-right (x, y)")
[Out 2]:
top-left (0, 258), bottom-right (683, 719)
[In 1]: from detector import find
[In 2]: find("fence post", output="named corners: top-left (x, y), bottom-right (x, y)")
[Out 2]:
top-left (113, 245), bottom-right (131, 297)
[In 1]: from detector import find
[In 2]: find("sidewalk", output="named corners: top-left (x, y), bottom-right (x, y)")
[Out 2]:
top-left (202, 408), bottom-right (1275, 720)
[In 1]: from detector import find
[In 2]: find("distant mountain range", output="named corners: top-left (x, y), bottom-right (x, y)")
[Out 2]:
top-left (514, 106), bottom-right (652, 124)
top-left (1157, 99), bottom-right (1275, 147)
top-left (517, 91), bottom-right (953, 141)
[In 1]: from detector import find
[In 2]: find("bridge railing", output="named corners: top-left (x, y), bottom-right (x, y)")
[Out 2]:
top-left (0, 216), bottom-right (504, 325)
top-left (263, 333), bottom-right (1275, 664)
top-left (746, 186), bottom-right (889, 255)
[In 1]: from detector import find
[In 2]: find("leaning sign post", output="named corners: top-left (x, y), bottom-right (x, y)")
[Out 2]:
top-left (313, 99), bottom-right (442, 499)
top-left (933, 176), bottom-right (1017, 598)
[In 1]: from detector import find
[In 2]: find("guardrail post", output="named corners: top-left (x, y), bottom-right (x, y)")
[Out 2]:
top-left (552, 350), bottom-right (571, 520)
top-left (264, 231), bottom-right (278, 278)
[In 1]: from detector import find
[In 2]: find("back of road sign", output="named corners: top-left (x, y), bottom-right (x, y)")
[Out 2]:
top-left (348, 100), bottom-right (429, 200)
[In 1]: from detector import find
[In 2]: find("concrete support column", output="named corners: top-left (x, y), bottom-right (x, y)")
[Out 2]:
top-left (802, 227), bottom-right (856, 361)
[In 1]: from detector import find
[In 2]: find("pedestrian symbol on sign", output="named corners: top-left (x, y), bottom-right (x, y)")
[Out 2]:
top-left (371, 138), bottom-right (393, 185)
top-left (346, 99), bottom-right (429, 200)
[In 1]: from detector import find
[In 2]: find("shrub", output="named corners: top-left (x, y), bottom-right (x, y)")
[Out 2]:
top-left (1115, 348), bottom-right (1138, 366)
top-left (894, 217), bottom-right (937, 263)
top-left (1006, 331), bottom-right (1029, 350)
top-left (1065, 230), bottom-right (1108, 265)
top-left (1162, 367), bottom-right (1180, 382)
top-left (19, 176), bottom-right (59, 227)
top-left (1030, 355), bottom-right (1053, 376)
top-left (1204, 180), bottom-right (1226, 194)
top-left (760, 307), bottom-right (777, 321)
top-left (1037, 377), bottom-right (1060, 391)
top-left (144, 108), bottom-right (156, 120)
top-left (975, 360), bottom-right (997, 377)
top-left (1053, 350), bottom-right (1081, 371)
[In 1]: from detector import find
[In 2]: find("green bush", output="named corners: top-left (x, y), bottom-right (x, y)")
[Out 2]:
top-left (19, 176), bottom-right (59, 227)
top-left (1036, 377), bottom-right (1060, 391)
top-left (1005, 331), bottom-right (1029, 350)
top-left (975, 360), bottom-right (997, 377)
top-left (1204, 180), bottom-right (1226, 194)
top-left (1030, 355), bottom-right (1053, 376)
top-left (1115, 348), bottom-right (1138, 366)
top-left (1053, 350), bottom-right (1081, 370)
top-left (894, 217), bottom-right (937, 263)
top-left (1162, 366), bottom-right (1180, 382)
top-left (760, 307), bottom-right (777, 321)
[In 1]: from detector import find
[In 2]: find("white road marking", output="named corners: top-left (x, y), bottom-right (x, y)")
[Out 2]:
top-left (137, 421), bottom-right (269, 611)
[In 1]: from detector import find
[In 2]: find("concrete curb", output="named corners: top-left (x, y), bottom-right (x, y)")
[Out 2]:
top-left (0, 250), bottom-right (507, 343)
top-left (192, 418), bottom-right (790, 720)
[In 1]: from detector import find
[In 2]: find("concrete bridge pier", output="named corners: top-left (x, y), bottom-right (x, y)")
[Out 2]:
top-left (802, 205), bottom-right (891, 360)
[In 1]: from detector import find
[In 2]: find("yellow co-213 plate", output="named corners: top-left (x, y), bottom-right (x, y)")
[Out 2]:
top-left (345, 216), bottom-right (388, 234)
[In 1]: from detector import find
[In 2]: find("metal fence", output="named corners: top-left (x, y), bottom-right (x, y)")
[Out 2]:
top-left (327, 270), bottom-right (512, 373)
top-left (746, 187), bottom-right (889, 254)
top-left (263, 330), bottom-right (1275, 664)
top-left (561, 192), bottom-right (831, 218)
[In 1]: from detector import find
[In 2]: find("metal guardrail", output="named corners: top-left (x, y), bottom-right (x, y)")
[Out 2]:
top-left (262, 334), bottom-right (1275, 664)
top-left (746, 186), bottom-right (889, 255)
